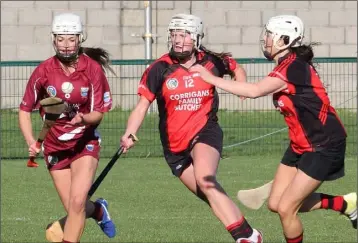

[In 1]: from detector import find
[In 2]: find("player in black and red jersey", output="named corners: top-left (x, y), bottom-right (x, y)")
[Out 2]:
top-left (190, 15), bottom-right (357, 243)
top-left (120, 13), bottom-right (262, 243)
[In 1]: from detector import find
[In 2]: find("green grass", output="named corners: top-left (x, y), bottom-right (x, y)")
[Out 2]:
top-left (1, 107), bottom-right (357, 242)
top-left (1, 155), bottom-right (357, 242)
top-left (1, 108), bottom-right (357, 159)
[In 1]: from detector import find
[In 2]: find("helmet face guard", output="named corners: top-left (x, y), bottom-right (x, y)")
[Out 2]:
top-left (168, 29), bottom-right (197, 61)
top-left (52, 34), bottom-right (82, 63)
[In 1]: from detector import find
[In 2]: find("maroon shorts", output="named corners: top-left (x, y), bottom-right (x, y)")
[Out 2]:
top-left (44, 139), bottom-right (100, 171)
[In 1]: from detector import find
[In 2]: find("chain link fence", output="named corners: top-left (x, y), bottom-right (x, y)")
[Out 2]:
top-left (1, 58), bottom-right (356, 159)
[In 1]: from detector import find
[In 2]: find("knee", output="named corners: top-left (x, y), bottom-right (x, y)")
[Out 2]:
top-left (267, 197), bottom-right (279, 213)
top-left (277, 202), bottom-right (295, 220)
top-left (196, 175), bottom-right (217, 193)
top-left (69, 195), bottom-right (86, 214)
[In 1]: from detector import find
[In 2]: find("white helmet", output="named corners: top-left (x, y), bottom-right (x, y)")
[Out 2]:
top-left (167, 13), bottom-right (204, 50)
top-left (263, 15), bottom-right (304, 50)
top-left (51, 13), bottom-right (84, 62)
top-left (51, 13), bottom-right (84, 41)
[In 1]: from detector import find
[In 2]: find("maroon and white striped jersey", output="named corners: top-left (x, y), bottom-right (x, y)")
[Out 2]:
top-left (20, 54), bottom-right (112, 153)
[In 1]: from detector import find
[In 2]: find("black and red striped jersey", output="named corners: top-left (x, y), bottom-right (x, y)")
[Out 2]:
top-left (138, 51), bottom-right (237, 153)
top-left (270, 53), bottom-right (347, 154)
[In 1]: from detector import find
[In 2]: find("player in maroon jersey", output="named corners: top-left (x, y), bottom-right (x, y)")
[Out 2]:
top-left (120, 13), bottom-right (262, 243)
top-left (19, 13), bottom-right (116, 243)
top-left (190, 15), bottom-right (357, 243)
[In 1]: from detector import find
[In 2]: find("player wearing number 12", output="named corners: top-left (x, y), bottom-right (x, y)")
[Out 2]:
top-left (120, 13), bottom-right (263, 243)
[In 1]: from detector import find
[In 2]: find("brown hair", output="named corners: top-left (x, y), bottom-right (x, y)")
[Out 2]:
top-left (79, 47), bottom-right (116, 76)
top-left (290, 42), bottom-right (321, 73)
top-left (199, 45), bottom-right (235, 78)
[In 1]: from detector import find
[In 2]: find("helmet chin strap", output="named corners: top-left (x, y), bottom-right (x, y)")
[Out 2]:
top-left (262, 44), bottom-right (286, 61)
top-left (53, 39), bottom-right (81, 64)
top-left (169, 48), bottom-right (195, 62)
top-left (55, 51), bottom-right (79, 64)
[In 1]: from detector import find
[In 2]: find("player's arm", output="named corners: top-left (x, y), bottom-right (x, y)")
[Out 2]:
top-left (121, 61), bottom-right (164, 151)
top-left (74, 67), bottom-right (113, 126)
top-left (79, 111), bottom-right (103, 125)
top-left (232, 64), bottom-right (247, 82)
top-left (19, 68), bottom-right (43, 146)
top-left (212, 76), bottom-right (287, 98)
top-left (123, 62), bottom-right (163, 136)
top-left (224, 56), bottom-right (247, 82)
top-left (19, 110), bottom-right (36, 146)
top-left (123, 96), bottom-right (151, 137)
top-left (190, 64), bottom-right (287, 98)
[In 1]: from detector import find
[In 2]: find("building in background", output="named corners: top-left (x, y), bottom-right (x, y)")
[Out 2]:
top-left (1, 0), bottom-right (357, 61)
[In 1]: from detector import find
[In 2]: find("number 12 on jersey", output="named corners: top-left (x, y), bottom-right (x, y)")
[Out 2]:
top-left (183, 76), bottom-right (194, 88)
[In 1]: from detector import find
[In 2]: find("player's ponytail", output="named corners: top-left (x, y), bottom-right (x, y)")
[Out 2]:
top-left (290, 42), bottom-right (320, 67)
top-left (199, 45), bottom-right (235, 78)
top-left (79, 47), bottom-right (116, 76)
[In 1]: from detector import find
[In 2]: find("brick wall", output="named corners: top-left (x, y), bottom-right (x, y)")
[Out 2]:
top-left (1, 1), bottom-right (357, 61)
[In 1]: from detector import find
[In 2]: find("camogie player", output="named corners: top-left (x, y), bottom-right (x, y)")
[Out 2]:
top-left (19, 13), bottom-right (116, 243)
top-left (120, 13), bottom-right (262, 243)
top-left (190, 15), bottom-right (357, 243)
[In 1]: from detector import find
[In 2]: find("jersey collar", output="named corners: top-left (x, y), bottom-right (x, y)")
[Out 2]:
top-left (52, 54), bottom-right (88, 71)
top-left (278, 52), bottom-right (296, 65)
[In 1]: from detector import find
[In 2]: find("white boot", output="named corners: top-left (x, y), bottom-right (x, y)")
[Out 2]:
top-left (236, 229), bottom-right (263, 243)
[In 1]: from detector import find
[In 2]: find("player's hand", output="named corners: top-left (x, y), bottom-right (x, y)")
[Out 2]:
top-left (120, 134), bottom-right (135, 153)
top-left (189, 64), bottom-right (215, 84)
top-left (28, 141), bottom-right (41, 157)
top-left (70, 112), bottom-right (84, 125)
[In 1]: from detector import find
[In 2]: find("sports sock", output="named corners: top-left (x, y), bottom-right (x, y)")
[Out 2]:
top-left (285, 232), bottom-right (303, 243)
top-left (91, 201), bottom-right (103, 221)
top-left (226, 216), bottom-right (253, 241)
top-left (320, 194), bottom-right (347, 213)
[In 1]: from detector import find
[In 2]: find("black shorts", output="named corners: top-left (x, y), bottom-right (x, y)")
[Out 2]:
top-left (164, 120), bottom-right (223, 177)
top-left (281, 139), bottom-right (346, 181)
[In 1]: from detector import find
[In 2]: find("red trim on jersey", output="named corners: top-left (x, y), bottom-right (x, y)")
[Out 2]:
top-left (309, 66), bottom-right (331, 127)
top-left (204, 61), bottom-right (215, 71)
top-left (280, 96), bottom-right (313, 154)
top-left (138, 69), bottom-right (156, 102)
top-left (318, 103), bottom-right (328, 125)
top-left (137, 54), bottom-right (172, 102)
top-left (269, 53), bottom-right (296, 81)
top-left (329, 106), bottom-right (348, 136)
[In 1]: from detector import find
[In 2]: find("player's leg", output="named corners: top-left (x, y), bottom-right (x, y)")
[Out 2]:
top-left (267, 146), bottom-right (299, 213)
top-left (76, 141), bottom-right (116, 238)
top-left (49, 167), bottom-right (72, 237)
top-left (178, 163), bottom-right (230, 224)
top-left (50, 168), bottom-right (72, 212)
top-left (48, 158), bottom-right (100, 234)
top-left (267, 146), bottom-right (350, 218)
top-left (297, 140), bottom-right (356, 228)
top-left (166, 150), bottom-right (224, 219)
top-left (63, 155), bottom-right (98, 242)
top-left (192, 142), bottom-right (261, 243)
top-left (277, 141), bottom-right (352, 243)
top-left (268, 164), bottom-right (297, 213)
top-left (178, 163), bottom-right (209, 204)
top-left (277, 169), bottom-right (322, 243)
